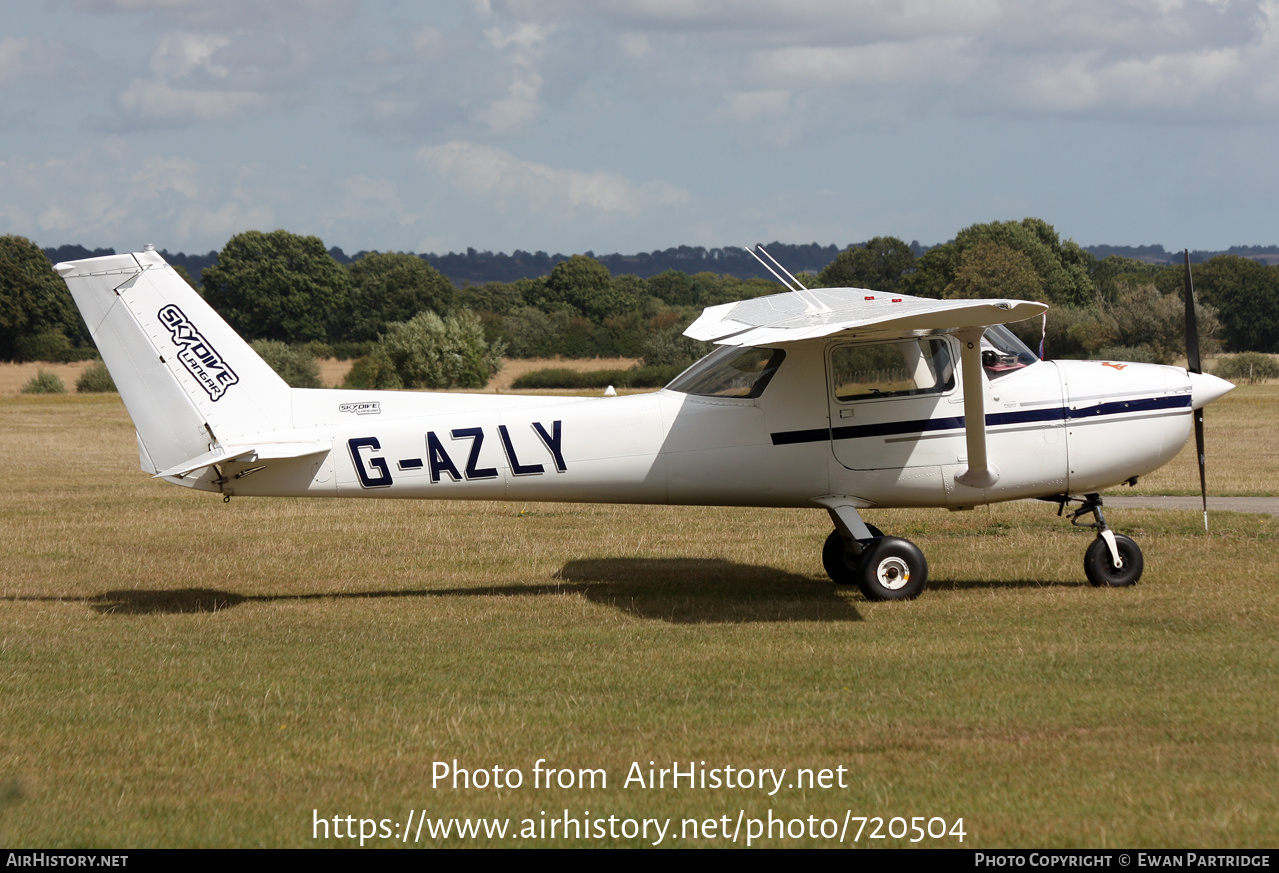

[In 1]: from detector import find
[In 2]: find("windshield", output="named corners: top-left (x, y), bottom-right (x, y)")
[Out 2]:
top-left (666, 346), bottom-right (786, 398)
top-left (981, 324), bottom-right (1039, 379)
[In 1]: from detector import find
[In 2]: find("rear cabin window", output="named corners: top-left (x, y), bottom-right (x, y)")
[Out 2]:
top-left (666, 346), bottom-right (786, 399)
top-left (830, 338), bottom-right (954, 402)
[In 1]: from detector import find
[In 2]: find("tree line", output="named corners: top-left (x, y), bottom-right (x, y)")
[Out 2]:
top-left (4, 219), bottom-right (1279, 391)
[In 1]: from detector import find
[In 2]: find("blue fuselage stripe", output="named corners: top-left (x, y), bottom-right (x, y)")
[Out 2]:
top-left (769, 395), bottom-right (1190, 446)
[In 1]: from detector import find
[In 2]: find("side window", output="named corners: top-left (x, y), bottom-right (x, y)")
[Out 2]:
top-left (666, 346), bottom-right (786, 399)
top-left (830, 338), bottom-right (954, 402)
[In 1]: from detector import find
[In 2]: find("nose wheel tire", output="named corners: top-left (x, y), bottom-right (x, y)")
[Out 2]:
top-left (1084, 534), bottom-right (1143, 587)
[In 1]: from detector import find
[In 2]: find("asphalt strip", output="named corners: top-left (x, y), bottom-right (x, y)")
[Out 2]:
top-left (1094, 496), bottom-right (1279, 517)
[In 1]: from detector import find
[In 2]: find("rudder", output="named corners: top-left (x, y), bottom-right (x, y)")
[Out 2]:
top-left (55, 247), bottom-right (294, 476)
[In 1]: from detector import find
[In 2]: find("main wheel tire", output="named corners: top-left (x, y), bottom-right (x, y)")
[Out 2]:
top-left (856, 536), bottom-right (928, 601)
top-left (822, 525), bottom-right (884, 586)
top-left (1084, 534), bottom-right (1143, 587)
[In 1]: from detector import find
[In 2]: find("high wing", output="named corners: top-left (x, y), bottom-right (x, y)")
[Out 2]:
top-left (685, 286), bottom-right (1047, 346)
top-left (685, 286), bottom-right (1050, 490)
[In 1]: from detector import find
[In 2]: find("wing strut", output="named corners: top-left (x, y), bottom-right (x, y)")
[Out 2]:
top-left (953, 327), bottom-right (1000, 489)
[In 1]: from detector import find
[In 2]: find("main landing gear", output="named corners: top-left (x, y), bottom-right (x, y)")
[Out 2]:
top-left (822, 494), bottom-right (1145, 599)
top-left (821, 512), bottom-right (929, 601)
top-left (1046, 494), bottom-right (1144, 587)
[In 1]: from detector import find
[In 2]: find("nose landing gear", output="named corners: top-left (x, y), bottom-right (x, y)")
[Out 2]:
top-left (1049, 494), bottom-right (1144, 587)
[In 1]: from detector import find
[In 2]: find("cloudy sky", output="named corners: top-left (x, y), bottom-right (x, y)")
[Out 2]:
top-left (2, 0), bottom-right (1277, 257)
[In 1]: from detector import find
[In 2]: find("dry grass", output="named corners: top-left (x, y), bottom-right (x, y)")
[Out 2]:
top-left (316, 356), bottom-right (640, 392)
top-left (0, 394), bottom-right (1277, 848)
top-left (0, 357), bottom-right (642, 396)
top-left (0, 361), bottom-right (98, 395)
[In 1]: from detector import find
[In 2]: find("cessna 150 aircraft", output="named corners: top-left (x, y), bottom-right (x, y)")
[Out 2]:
top-left (54, 245), bottom-right (1233, 601)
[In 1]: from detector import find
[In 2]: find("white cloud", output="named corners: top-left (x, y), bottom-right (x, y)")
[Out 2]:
top-left (71, 0), bottom-right (358, 29)
top-left (711, 89), bottom-right (792, 124)
top-left (0, 143), bottom-right (275, 251)
top-left (8, 1), bottom-right (1279, 255)
top-left (150, 33), bottom-right (233, 80)
top-left (474, 22), bottom-right (554, 132)
top-left (416, 140), bottom-right (688, 213)
top-left (116, 80), bottom-right (269, 126)
top-left (0, 37), bottom-right (33, 86)
top-left (483, 21), bottom-right (553, 51)
top-left (323, 175), bottom-right (417, 230)
top-left (488, 0), bottom-right (1279, 126)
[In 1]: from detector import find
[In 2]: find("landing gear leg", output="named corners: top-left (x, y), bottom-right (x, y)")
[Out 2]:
top-left (1048, 494), bottom-right (1144, 587)
top-left (822, 505), bottom-right (928, 600)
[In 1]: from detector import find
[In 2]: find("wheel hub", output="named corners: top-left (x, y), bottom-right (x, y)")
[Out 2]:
top-left (875, 557), bottom-right (911, 590)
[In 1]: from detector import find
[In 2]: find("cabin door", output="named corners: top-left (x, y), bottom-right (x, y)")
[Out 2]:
top-left (826, 337), bottom-right (965, 471)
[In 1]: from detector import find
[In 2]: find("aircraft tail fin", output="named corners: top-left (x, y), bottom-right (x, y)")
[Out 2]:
top-left (54, 247), bottom-right (294, 477)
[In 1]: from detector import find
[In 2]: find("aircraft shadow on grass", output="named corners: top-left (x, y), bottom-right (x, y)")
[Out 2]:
top-left (930, 578), bottom-right (1087, 592)
top-left (71, 558), bottom-right (866, 624)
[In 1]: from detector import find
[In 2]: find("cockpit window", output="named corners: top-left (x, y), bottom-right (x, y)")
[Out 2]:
top-left (981, 324), bottom-right (1039, 379)
top-left (666, 346), bottom-right (786, 398)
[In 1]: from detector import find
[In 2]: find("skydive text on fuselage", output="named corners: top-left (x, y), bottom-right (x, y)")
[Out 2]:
top-left (348, 420), bottom-right (566, 489)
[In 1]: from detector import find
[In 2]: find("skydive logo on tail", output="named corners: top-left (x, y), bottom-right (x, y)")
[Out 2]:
top-left (158, 305), bottom-right (239, 401)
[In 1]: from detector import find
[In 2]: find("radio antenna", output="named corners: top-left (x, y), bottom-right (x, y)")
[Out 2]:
top-left (743, 244), bottom-right (796, 290)
top-left (743, 244), bottom-right (831, 314)
top-left (757, 245), bottom-right (810, 292)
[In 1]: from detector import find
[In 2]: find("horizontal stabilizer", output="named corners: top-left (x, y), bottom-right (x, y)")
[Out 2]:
top-left (685, 287), bottom-right (1047, 346)
top-left (155, 441), bottom-right (331, 479)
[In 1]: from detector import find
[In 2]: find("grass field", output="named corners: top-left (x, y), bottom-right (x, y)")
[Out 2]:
top-left (0, 357), bottom-right (641, 397)
top-left (1, 387), bottom-right (1277, 848)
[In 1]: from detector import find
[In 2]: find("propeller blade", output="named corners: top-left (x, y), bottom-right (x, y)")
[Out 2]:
top-left (1194, 408), bottom-right (1208, 531)
top-left (1184, 250), bottom-right (1209, 530)
top-left (1183, 249), bottom-right (1202, 375)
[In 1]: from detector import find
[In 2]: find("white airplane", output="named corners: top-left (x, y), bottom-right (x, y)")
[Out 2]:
top-left (54, 245), bottom-right (1234, 601)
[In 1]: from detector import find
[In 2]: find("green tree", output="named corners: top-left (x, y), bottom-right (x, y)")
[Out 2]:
top-left (249, 340), bottom-right (323, 388)
top-left (527, 255), bottom-right (636, 321)
top-left (904, 218), bottom-right (1095, 306)
top-left (640, 328), bottom-right (711, 368)
top-left (501, 307), bottom-right (568, 358)
top-left (815, 237), bottom-right (915, 292)
top-left (1089, 255), bottom-right (1161, 304)
top-left (341, 348), bottom-right (404, 390)
top-left (1187, 256), bottom-right (1279, 352)
top-left (1213, 352), bottom-right (1279, 383)
top-left (340, 252), bottom-right (456, 342)
top-left (1100, 281), bottom-right (1220, 365)
top-left (699, 274), bottom-right (777, 306)
top-left (0, 235), bottom-right (84, 361)
top-left (21, 369), bottom-right (66, 394)
top-left (379, 310), bottom-right (504, 389)
top-left (201, 230), bottom-right (350, 343)
top-left (943, 242), bottom-right (1045, 301)
top-left (457, 279), bottom-right (531, 316)
top-left (647, 270), bottom-right (707, 306)
top-left (76, 360), bottom-right (117, 393)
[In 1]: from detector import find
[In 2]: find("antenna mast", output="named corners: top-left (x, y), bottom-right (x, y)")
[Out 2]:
top-left (743, 244), bottom-right (831, 314)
